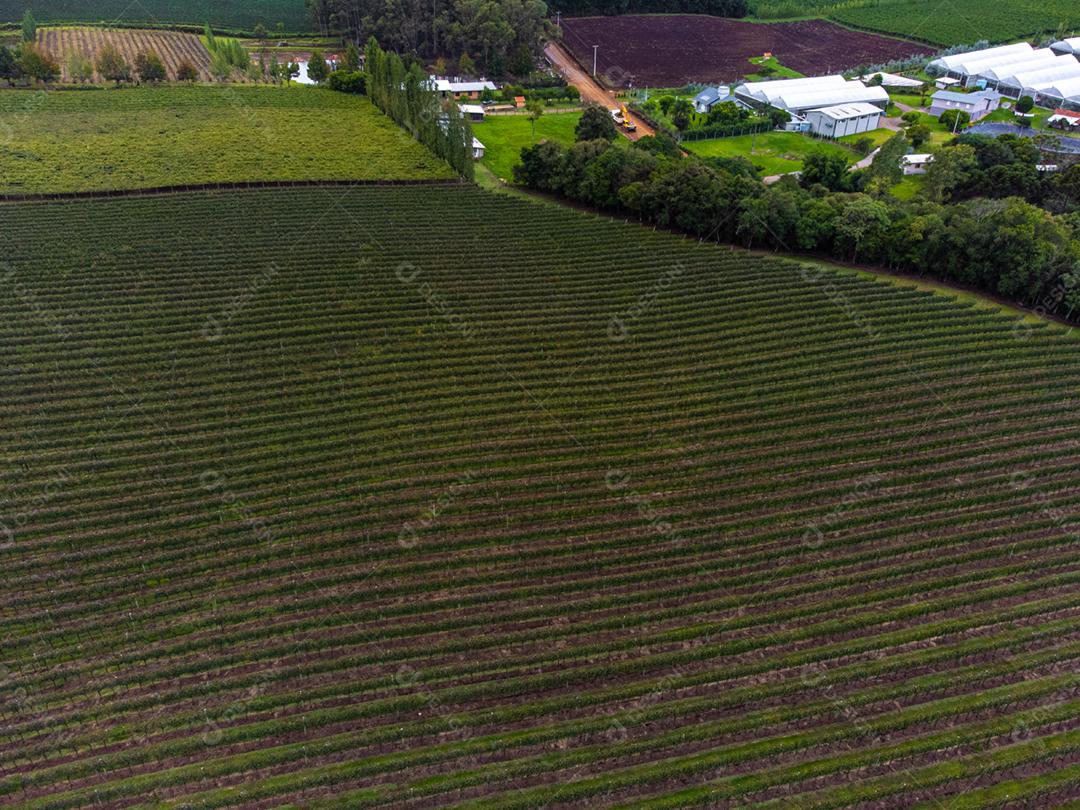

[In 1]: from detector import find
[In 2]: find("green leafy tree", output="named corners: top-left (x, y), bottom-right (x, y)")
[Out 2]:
top-left (925, 143), bottom-right (979, 202)
top-left (575, 103), bottom-right (617, 141)
top-left (0, 45), bottom-right (23, 86)
top-left (21, 9), bottom-right (35, 42)
top-left (800, 151), bottom-right (851, 192)
top-left (458, 52), bottom-right (476, 77)
top-left (907, 122), bottom-right (932, 148)
top-left (1016, 95), bottom-right (1035, 114)
top-left (834, 196), bottom-right (890, 259)
top-left (307, 49), bottom-right (329, 83)
top-left (344, 42), bottom-right (361, 71)
top-left (526, 95), bottom-right (544, 140)
top-left (656, 95), bottom-right (676, 115)
top-left (327, 69), bottom-right (365, 93)
top-left (134, 51), bottom-right (166, 83)
top-left (253, 22), bottom-right (268, 40)
top-left (67, 51), bottom-right (93, 83)
top-left (269, 53), bottom-right (281, 83)
top-left (19, 44), bottom-right (59, 84)
top-left (866, 73), bottom-right (883, 86)
top-left (176, 60), bottom-right (198, 82)
top-left (939, 108), bottom-right (970, 131)
top-left (764, 105), bottom-right (790, 129)
top-left (671, 97), bottom-right (693, 130)
top-left (210, 49), bottom-right (233, 82)
top-left (96, 43), bottom-right (130, 85)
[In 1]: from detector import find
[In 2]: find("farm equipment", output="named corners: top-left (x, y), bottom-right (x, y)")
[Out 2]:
top-left (619, 104), bottom-right (636, 131)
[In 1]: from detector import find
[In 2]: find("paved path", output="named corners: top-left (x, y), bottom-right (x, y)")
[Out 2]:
top-left (543, 41), bottom-right (654, 141)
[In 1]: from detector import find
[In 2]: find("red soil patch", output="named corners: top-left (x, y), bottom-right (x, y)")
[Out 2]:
top-left (559, 15), bottom-right (933, 88)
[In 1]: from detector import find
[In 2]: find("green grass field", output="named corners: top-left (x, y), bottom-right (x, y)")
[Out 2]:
top-left (685, 130), bottom-right (857, 175)
top-left (0, 0), bottom-right (307, 33)
top-left (0, 86), bottom-right (455, 192)
top-left (471, 111), bottom-right (581, 181)
top-left (1, 182), bottom-right (1078, 806)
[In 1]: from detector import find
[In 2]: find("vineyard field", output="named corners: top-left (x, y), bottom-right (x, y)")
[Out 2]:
top-left (0, 183), bottom-right (1078, 807)
top-left (0, 86), bottom-right (456, 192)
top-left (36, 26), bottom-right (212, 82)
top-left (829, 0), bottom-right (1080, 46)
top-left (0, 0), bottom-right (308, 34)
top-left (559, 15), bottom-right (932, 87)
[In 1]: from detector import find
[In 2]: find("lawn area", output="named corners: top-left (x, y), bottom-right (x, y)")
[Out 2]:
top-left (889, 174), bottom-right (926, 200)
top-left (888, 92), bottom-right (930, 109)
top-left (838, 127), bottom-right (897, 149)
top-left (471, 111), bottom-right (581, 181)
top-left (0, 85), bottom-right (455, 193)
top-left (685, 131), bottom-right (855, 176)
top-left (745, 55), bottom-right (804, 80)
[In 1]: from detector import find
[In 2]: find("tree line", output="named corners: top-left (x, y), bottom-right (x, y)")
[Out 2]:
top-left (514, 122), bottom-right (1080, 320)
top-left (308, 0), bottom-right (551, 76)
top-left (548, 0), bottom-right (746, 17)
top-left (364, 38), bottom-right (474, 179)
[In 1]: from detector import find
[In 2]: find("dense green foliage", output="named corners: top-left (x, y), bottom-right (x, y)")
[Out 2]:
top-left (0, 1), bottom-right (309, 33)
top-left (1, 183), bottom-right (1079, 806)
top-left (312, 0), bottom-right (549, 74)
top-left (762, 0), bottom-right (1080, 45)
top-left (575, 102), bottom-right (617, 141)
top-left (0, 85), bottom-right (456, 192)
top-left (553, 0), bottom-right (746, 14)
top-left (364, 37), bottom-right (473, 179)
top-left (515, 137), bottom-right (1080, 316)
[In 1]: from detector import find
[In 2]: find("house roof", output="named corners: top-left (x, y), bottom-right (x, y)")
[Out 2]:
top-left (431, 77), bottom-right (498, 92)
top-left (471, 137), bottom-right (485, 149)
top-left (459, 104), bottom-right (485, 115)
top-left (808, 101), bottom-right (883, 120)
top-left (859, 72), bottom-right (922, 88)
top-left (694, 87), bottom-right (721, 104)
top-left (776, 84), bottom-right (889, 111)
top-left (928, 43), bottom-right (1031, 73)
top-left (901, 153), bottom-right (933, 163)
top-left (931, 89), bottom-right (1000, 105)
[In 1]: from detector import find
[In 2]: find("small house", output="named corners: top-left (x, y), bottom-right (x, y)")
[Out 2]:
top-left (460, 103), bottom-right (485, 122)
top-left (513, 95), bottom-right (526, 108)
top-left (1048, 108), bottom-right (1080, 128)
top-left (692, 85), bottom-right (746, 114)
top-left (928, 89), bottom-right (1001, 122)
top-left (471, 137), bottom-right (485, 160)
top-left (900, 153), bottom-right (933, 175)
top-left (935, 76), bottom-right (962, 89)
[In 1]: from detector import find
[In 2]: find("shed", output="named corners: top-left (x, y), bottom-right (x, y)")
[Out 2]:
top-left (460, 103), bottom-right (485, 121)
top-left (928, 89), bottom-right (1001, 121)
top-left (804, 102), bottom-right (882, 137)
top-left (900, 153), bottom-right (933, 174)
top-left (471, 137), bottom-right (485, 160)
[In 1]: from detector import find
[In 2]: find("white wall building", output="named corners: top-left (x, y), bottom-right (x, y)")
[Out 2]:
top-left (804, 102), bottom-right (883, 137)
top-left (735, 75), bottom-right (888, 115)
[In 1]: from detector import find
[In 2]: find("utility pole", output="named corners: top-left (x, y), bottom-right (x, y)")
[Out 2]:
top-left (555, 10), bottom-right (560, 29)
top-left (593, 45), bottom-right (598, 77)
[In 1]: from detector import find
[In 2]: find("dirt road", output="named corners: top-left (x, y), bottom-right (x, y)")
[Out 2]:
top-left (543, 40), bottom-right (655, 141)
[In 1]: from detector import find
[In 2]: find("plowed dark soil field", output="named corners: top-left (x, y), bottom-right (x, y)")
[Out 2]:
top-left (560, 15), bottom-right (934, 87)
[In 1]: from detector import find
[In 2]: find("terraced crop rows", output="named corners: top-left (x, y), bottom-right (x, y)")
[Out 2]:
top-left (0, 0), bottom-right (308, 34)
top-left (0, 184), bottom-right (1078, 807)
top-left (36, 27), bottom-right (213, 82)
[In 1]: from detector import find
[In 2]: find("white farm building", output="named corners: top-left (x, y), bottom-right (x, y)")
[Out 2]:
top-left (803, 103), bottom-right (883, 137)
top-left (926, 42), bottom-right (1080, 107)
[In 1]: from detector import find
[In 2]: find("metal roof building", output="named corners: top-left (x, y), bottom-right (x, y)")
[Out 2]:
top-left (953, 46), bottom-right (1045, 84)
top-left (928, 43), bottom-right (1032, 78)
top-left (1050, 37), bottom-right (1080, 56)
top-left (735, 75), bottom-right (848, 107)
top-left (1038, 76), bottom-right (1080, 108)
top-left (978, 50), bottom-right (1062, 88)
top-left (735, 75), bottom-right (887, 115)
top-left (803, 102), bottom-right (883, 137)
top-left (999, 60), bottom-right (1080, 97)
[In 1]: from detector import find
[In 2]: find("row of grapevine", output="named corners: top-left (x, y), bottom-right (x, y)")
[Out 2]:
top-left (0, 184), bottom-right (1076, 807)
